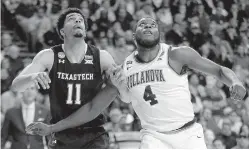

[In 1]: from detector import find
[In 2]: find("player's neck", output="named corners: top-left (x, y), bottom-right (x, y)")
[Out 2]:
top-left (64, 38), bottom-right (87, 53)
top-left (63, 39), bottom-right (87, 63)
top-left (137, 44), bottom-right (160, 63)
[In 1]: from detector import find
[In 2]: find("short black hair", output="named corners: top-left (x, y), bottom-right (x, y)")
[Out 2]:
top-left (56, 8), bottom-right (88, 39)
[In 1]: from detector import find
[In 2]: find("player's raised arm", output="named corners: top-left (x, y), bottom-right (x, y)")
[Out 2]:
top-left (169, 46), bottom-right (247, 101)
top-left (26, 50), bottom-right (122, 135)
top-left (11, 49), bottom-right (53, 92)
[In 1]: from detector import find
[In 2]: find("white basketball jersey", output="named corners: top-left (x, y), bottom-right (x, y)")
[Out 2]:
top-left (122, 43), bottom-right (194, 132)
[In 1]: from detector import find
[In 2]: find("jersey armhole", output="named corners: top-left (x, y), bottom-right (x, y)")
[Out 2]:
top-left (167, 46), bottom-right (189, 76)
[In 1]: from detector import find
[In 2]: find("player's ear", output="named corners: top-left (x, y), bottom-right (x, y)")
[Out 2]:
top-left (60, 29), bottom-right (65, 38)
top-left (133, 33), bottom-right (137, 46)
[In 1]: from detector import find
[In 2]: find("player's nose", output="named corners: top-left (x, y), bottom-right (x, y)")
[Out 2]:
top-left (144, 24), bottom-right (152, 29)
top-left (75, 18), bottom-right (82, 23)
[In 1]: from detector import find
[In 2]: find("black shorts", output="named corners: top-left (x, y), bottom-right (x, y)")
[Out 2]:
top-left (48, 127), bottom-right (109, 149)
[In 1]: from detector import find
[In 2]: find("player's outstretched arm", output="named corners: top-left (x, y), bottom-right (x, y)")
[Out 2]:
top-left (11, 49), bottom-right (53, 92)
top-left (169, 46), bottom-right (247, 101)
top-left (26, 83), bottom-right (119, 135)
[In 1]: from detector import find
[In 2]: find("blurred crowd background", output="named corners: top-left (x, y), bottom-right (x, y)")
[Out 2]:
top-left (1, 0), bottom-right (249, 149)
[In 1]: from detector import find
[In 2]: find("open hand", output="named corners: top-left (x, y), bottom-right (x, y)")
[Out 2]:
top-left (31, 72), bottom-right (51, 90)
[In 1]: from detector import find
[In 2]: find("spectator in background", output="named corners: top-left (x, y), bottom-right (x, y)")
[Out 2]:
top-left (1, 33), bottom-right (13, 51)
top-left (186, 22), bottom-right (205, 51)
top-left (107, 35), bottom-right (133, 65)
top-left (60, 0), bottom-right (69, 10)
top-left (15, 0), bottom-right (37, 50)
top-left (211, 1), bottom-right (228, 24)
top-left (94, 0), bottom-right (116, 36)
top-left (1, 85), bottom-right (49, 149)
top-left (228, 111), bottom-right (243, 134)
top-left (210, 34), bottom-right (234, 68)
top-left (115, 6), bottom-right (133, 32)
top-left (35, 7), bottom-right (52, 51)
top-left (232, 129), bottom-right (249, 149)
top-left (104, 108), bottom-right (123, 132)
top-left (240, 124), bottom-right (249, 136)
top-left (212, 137), bottom-right (226, 149)
top-left (196, 3), bottom-right (210, 34)
top-left (120, 113), bottom-right (134, 132)
top-left (5, 45), bottom-right (24, 78)
top-left (201, 108), bottom-right (221, 134)
top-left (165, 23), bottom-right (184, 45)
top-left (204, 129), bottom-right (216, 149)
top-left (43, 15), bottom-right (62, 47)
top-left (1, 45), bottom-right (23, 93)
top-left (216, 118), bottom-right (237, 149)
top-left (1, 57), bottom-right (12, 93)
top-left (1, 85), bottom-right (22, 115)
top-left (135, 2), bottom-right (156, 20)
top-left (156, 6), bottom-right (173, 33)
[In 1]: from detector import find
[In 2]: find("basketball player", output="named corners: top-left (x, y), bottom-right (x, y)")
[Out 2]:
top-left (11, 8), bottom-right (119, 148)
top-left (26, 17), bottom-right (247, 148)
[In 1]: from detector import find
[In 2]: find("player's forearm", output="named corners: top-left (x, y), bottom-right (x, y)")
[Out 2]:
top-left (50, 84), bottom-right (119, 133)
top-left (12, 74), bottom-right (34, 92)
top-left (218, 66), bottom-right (242, 87)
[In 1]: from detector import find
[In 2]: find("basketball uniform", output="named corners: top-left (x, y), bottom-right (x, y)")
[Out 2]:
top-left (48, 44), bottom-right (109, 148)
top-left (122, 43), bottom-right (206, 149)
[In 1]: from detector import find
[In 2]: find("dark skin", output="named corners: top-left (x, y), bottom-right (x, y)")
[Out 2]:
top-left (26, 17), bottom-right (246, 136)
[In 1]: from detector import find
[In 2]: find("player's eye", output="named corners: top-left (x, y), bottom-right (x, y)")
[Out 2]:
top-left (151, 23), bottom-right (156, 28)
top-left (68, 17), bottom-right (74, 21)
top-left (139, 23), bottom-right (145, 27)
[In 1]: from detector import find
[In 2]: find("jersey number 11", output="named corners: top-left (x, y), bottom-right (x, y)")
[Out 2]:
top-left (66, 83), bottom-right (81, 105)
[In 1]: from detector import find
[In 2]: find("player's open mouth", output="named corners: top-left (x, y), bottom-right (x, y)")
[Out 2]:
top-left (143, 30), bottom-right (152, 35)
top-left (74, 25), bottom-right (82, 30)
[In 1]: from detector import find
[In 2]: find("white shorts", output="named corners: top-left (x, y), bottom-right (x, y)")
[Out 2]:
top-left (140, 123), bottom-right (207, 149)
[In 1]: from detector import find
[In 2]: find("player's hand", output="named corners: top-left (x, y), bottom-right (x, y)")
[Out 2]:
top-left (25, 122), bottom-right (52, 136)
top-left (230, 82), bottom-right (246, 101)
top-left (108, 65), bottom-right (127, 90)
top-left (31, 72), bottom-right (51, 89)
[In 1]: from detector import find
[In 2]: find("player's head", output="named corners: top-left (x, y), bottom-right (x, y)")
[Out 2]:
top-left (57, 8), bottom-right (88, 39)
top-left (133, 17), bottom-right (160, 49)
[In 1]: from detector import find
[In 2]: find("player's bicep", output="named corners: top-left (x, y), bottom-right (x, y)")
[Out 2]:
top-left (170, 46), bottom-right (221, 77)
top-left (18, 49), bottom-right (53, 76)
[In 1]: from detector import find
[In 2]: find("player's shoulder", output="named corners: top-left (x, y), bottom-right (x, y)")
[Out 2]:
top-left (36, 48), bottom-right (54, 58)
top-left (168, 45), bottom-right (195, 61)
top-left (99, 49), bottom-right (114, 60)
top-left (32, 49), bottom-right (54, 71)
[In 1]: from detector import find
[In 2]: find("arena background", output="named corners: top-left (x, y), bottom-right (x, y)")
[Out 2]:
top-left (1, 0), bottom-right (249, 149)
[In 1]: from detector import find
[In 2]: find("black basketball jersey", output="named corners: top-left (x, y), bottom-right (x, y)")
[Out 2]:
top-left (49, 44), bottom-right (105, 130)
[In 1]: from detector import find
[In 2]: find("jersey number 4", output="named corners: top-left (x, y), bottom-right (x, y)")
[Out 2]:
top-left (66, 83), bottom-right (81, 105)
top-left (143, 85), bottom-right (158, 105)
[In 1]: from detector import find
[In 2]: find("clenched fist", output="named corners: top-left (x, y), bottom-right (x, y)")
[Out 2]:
top-left (31, 72), bottom-right (51, 89)
top-left (107, 65), bottom-right (127, 90)
top-left (230, 82), bottom-right (247, 101)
